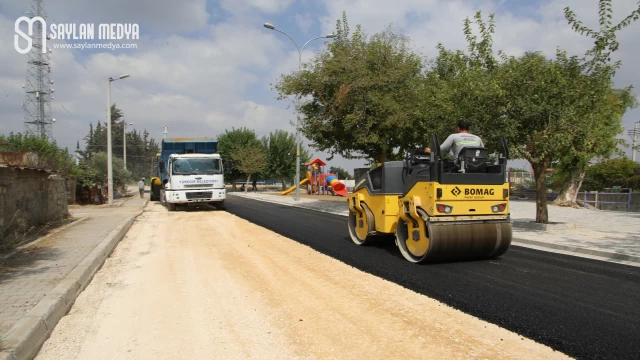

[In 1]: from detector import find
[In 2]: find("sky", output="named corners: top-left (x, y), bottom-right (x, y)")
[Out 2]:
top-left (1, 0), bottom-right (639, 174)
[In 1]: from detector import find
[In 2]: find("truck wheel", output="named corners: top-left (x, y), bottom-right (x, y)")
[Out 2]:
top-left (167, 202), bottom-right (176, 212)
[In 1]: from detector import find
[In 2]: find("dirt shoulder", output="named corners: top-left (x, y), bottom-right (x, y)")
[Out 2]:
top-left (36, 202), bottom-right (570, 360)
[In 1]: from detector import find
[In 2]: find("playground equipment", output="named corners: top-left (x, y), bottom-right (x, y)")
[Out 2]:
top-left (348, 134), bottom-right (512, 263)
top-left (280, 158), bottom-right (348, 196)
top-left (281, 176), bottom-right (310, 195)
top-left (326, 175), bottom-right (348, 196)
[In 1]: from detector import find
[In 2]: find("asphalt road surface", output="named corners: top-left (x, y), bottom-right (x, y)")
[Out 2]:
top-left (226, 196), bottom-right (640, 360)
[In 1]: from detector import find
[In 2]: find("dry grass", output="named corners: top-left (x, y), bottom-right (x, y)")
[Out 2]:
top-left (0, 215), bottom-right (74, 254)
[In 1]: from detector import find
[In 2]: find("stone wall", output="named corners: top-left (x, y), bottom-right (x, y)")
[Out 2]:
top-left (0, 166), bottom-right (69, 242)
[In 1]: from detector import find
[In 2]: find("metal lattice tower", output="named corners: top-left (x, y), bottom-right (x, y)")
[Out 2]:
top-left (22, 0), bottom-right (54, 140)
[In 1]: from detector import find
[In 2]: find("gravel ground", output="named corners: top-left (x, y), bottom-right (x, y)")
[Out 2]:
top-left (36, 201), bottom-right (568, 360)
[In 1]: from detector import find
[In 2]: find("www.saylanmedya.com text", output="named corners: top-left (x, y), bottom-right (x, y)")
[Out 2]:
top-left (52, 42), bottom-right (138, 50)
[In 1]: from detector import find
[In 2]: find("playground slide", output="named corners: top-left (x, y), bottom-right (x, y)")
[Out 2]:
top-left (326, 175), bottom-right (348, 196)
top-left (281, 177), bottom-right (310, 195)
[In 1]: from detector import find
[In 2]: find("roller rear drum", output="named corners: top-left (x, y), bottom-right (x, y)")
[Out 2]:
top-left (396, 209), bottom-right (512, 263)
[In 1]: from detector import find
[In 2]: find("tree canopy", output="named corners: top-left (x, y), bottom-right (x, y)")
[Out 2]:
top-left (0, 132), bottom-right (75, 175)
top-left (274, 6), bottom-right (639, 223)
top-left (261, 129), bottom-right (311, 189)
top-left (581, 158), bottom-right (640, 191)
top-left (274, 12), bottom-right (425, 163)
top-left (78, 104), bottom-right (160, 181)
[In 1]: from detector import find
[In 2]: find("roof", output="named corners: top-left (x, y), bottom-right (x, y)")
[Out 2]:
top-left (305, 158), bottom-right (327, 166)
top-left (169, 153), bottom-right (221, 158)
top-left (164, 137), bottom-right (218, 142)
top-left (0, 163), bottom-right (53, 173)
top-left (0, 152), bottom-right (54, 173)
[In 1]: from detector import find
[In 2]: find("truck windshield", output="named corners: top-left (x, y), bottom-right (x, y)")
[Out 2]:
top-left (171, 158), bottom-right (222, 175)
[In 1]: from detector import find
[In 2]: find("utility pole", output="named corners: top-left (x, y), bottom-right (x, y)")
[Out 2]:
top-left (123, 121), bottom-right (134, 170)
top-left (263, 23), bottom-right (335, 201)
top-left (629, 121), bottom-right (639, 162)
top-left (106, 74), bottom-right (130, 205)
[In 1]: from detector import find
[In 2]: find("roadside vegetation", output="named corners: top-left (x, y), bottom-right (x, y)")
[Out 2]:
top-left (272, 1), bottom-right (640, 223)
top-left (0, 134), bottom-right (76, 251)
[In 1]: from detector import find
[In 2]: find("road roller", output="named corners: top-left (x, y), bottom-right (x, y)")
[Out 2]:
top-left (348, 134), bottom-right (512, 263)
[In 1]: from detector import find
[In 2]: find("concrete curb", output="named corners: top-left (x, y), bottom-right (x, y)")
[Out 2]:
top-left (229, 193), bottom-right (640, 267)
top-left (0, 216), bottom-right (136, 360)
top-left (511, 238), bottom-right (640, 267)
top-left (511, 220), bottom-right (577, 231)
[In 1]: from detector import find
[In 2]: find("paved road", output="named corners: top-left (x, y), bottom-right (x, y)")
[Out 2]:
top-left (226, 196), bottom-right (640, 360)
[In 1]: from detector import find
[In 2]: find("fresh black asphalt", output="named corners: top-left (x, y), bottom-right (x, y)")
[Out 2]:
top-left (226, 196), bottom-right (640, 360)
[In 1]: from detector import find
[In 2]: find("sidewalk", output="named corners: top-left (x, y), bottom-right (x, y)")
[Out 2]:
top-left (0, 191), bottom-right (145, 360)
top-left (229, 192), bottom-right (640, 267)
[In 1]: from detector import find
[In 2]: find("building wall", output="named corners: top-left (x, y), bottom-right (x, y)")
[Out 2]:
top-left (0, 166), bottom-right (68, 242)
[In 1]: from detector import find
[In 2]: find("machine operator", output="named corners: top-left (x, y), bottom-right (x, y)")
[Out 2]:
top-left (424, 120), bottom-right (484, 160)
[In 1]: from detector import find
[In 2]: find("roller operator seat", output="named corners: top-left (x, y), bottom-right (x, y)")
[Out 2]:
top-left (456, 147), bottom-right (488, 173)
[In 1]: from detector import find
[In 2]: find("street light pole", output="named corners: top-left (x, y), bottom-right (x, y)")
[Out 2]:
top-left (123, 121), bottom-right (134, 170)
top-left (630, 121), bottom-right (640, 162)
top-left (263, 23), bottom-right (334, 201)
top-left (106, 74), bottom-right (130, 205)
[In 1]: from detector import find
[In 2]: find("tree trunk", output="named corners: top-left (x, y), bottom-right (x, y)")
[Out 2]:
top-left (231, 179), bottom-right (237, 192)
top-left (281, 178), bottom-right (287, 191)
top-left (245, 175), bottom-right (251, 193)
top-left (532, 161), bottom-right (550, 224)
top-left (552, 167), bottom-right (586, 208)
top-left (378, 152), bottom-right (388, 164)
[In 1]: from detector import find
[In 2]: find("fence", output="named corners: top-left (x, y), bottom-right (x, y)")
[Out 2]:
top-left (508, 171), bottom-right (533, 188)
top-left (511, 189), bottom-right (559, 201)
top-left (582, 191), bottom-right (635, 212)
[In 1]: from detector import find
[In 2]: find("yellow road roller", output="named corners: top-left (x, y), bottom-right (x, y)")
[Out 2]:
top-left (348, 134), bottom-right (512, 263)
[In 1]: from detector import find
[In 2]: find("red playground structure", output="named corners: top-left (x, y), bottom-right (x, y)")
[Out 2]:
top-left (281, 158), bottom-right (348, 196)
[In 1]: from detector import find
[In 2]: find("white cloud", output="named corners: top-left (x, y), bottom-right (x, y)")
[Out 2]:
top-left (0, 10), bottom-right (291, 151)
top-left (2, 0), bottom-right (209, 33)
top-left (220, 0), bottom-right (294, 14)
top-left (295, 13), bottom-right (313, 33)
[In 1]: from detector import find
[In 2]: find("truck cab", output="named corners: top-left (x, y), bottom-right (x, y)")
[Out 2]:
top-left (151, 138), bottom-right (228, 211)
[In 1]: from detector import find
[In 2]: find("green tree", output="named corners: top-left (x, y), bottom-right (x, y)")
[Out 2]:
top-left (78, 104), bottom-right (160, 180)
top-left (436, 10), bottom-right (635, 223)
top-left (274, 12), bottom-right (426, 163)
top-left (88, 152), bottom-right (132, 190)
top-left (551, 0), bottom-right (640, 207)
top-left (421, 13), bottom-right (505, 151)
top-left (495, 51), bottom-right (613, 223)
top-left (218, 127), bottom-right (262, 191)
top-left (261, 130), bottom-right (311, 190)
top-left (328, 166), bottom-right (351, 179)
top-left (581, 158), bottom-right (639, 191)
top-left (0, 132), bottom-right (75, 175)
top-left (231, 144), bottom-right (268, 192)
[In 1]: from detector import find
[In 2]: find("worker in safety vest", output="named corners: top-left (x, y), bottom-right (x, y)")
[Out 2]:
top-left (424, 121), bottom-right (484, 160)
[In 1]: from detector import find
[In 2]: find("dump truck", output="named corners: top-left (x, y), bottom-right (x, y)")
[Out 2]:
top-left (347, 134), bottom-right (512, 263)
top-left (150, 138), bottom-right (228, 211)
